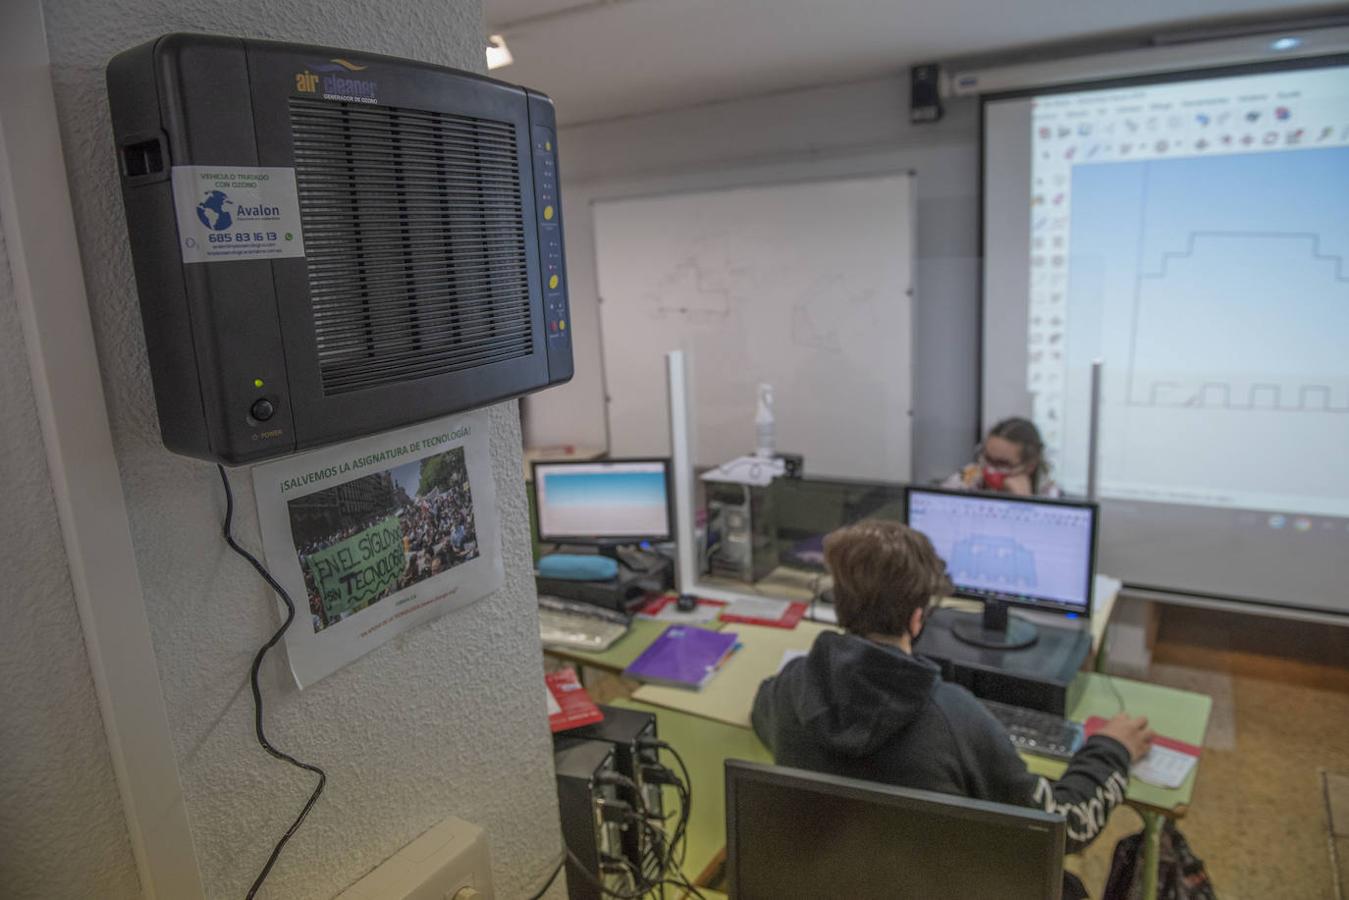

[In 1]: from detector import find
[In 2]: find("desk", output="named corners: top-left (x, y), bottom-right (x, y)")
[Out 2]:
top-left (1029, 672), bottom-right (1212, 900)
top-left (1026, 673), bottom-right (1211, 815)
top-left (610, 627), bottom-right (1208, 900)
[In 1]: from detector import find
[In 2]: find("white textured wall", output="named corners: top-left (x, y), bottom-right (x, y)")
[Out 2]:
top-left (522, 78), bottom-right (983, 483)
top-left (37, 2), bottom-right (562, 898)
top-left (0, 215), bottom-right (142, 898)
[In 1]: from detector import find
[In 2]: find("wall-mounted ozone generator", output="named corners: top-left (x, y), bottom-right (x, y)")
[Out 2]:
top-left (107, 33), bottom-right (572, 464)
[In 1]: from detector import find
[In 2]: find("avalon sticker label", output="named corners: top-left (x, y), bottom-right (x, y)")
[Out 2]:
top-left (170, 165), bottom-right (306, 263)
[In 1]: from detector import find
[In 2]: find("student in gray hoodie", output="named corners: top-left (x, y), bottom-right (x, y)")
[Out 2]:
top-left (752, 520), bottom-right (1153, 891)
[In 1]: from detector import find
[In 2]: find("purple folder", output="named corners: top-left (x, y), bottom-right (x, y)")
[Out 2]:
top-left (624, 626), bottom-right (740, 689)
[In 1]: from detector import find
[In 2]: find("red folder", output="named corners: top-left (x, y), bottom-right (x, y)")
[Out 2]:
top-left (719, 601), bottom-right (808, 629)
top-left (545, 669), bottom-right (604, 733)
top-left (1083, 716), bottom-right (1203, 757)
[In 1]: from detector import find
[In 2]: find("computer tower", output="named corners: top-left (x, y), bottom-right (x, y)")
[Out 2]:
top-left (567, 705), bottom-right (664, 881)
top-left (107, 33), bottom-right (573, 464)
top-left (553, 739), bottom-right (626, 900)
top-left (705, 479), bottom-right (777, 583)
top-left (916, 607), bottom-right (1090, 715)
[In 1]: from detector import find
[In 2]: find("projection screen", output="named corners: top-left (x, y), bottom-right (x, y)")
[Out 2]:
top-left (981, 55), bottom-right (1349, 618)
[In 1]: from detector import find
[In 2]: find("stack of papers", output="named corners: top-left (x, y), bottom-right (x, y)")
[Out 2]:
top-left (1132, 745), bottom-right (1200, 789)
top-left (1084, 716), bottom-right (1201, 789)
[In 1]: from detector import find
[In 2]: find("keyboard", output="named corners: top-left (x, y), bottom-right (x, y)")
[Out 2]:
top-left (538, 595), bottom-right (631, 652)
top-left (980, 699), bottom-right (1085, 761)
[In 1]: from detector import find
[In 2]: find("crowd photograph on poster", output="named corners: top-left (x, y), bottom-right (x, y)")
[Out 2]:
top-left (286, 446), bottom-right (480, 633)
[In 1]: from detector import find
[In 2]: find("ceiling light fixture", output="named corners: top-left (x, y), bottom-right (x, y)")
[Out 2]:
top-left (1270, 36), bottom-right (1302, 51)
top-left (486, 34), bottom-right (513, 70)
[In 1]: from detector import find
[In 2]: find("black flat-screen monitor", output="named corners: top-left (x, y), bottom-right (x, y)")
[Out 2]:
top-left (531, 458), bottom-right (674, 545)
top-left (725, 759), bottom-right (1065, 899)
top-left (905, 486), bottom-right (1097, 649)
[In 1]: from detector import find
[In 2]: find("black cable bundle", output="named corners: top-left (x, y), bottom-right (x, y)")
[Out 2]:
top-left (217, 465), bottom-right (327, 899)
top-left (548, 738), bottom-right (705, 900)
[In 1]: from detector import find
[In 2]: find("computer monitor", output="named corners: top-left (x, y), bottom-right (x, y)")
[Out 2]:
top-left (773, 477), bottom-right (908, 572)
top-left (905, 486), bottom-right (1097, 650)
top-left (532, 458), bottom-right (674, 547)
top-left (725, 759), bottom-right (1065, 900)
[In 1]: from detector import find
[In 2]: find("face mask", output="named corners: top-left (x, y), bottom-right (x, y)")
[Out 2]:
top-left (982, 468), bottom-right (1007, 490)
top-left (906, 598), bottom-right (937, 643)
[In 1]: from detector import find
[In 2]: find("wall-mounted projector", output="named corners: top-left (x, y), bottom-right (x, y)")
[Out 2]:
top-left (107, 34), bottom-right (573, 464)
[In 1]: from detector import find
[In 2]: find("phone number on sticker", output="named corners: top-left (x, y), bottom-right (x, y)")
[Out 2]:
top-left (209, 232), bottom-right (279, 243)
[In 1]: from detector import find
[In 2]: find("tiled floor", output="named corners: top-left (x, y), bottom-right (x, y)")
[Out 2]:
top-left (1067, 605), bottom-right (1349, 900)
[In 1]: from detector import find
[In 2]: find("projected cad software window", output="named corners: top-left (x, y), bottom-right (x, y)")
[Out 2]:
top-left (986, 64), bottom-right (1349, 518)
top-left (983, 59), bottom-right (1349, 614)
top-left (535, 462), bottom-right (670, 540)
top-left (908, 491), bottom-right (1093, 610)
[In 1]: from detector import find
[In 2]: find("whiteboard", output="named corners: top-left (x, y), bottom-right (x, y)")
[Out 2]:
top-left (594, 174), bottom-right (915, 481)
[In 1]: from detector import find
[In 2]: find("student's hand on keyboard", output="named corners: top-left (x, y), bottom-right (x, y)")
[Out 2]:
top-left (1095, 713), bottom-right (1156, 762)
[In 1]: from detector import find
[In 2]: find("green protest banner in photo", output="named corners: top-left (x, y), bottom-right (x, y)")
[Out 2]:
top-left (305, 515), bottom-right (406, 620)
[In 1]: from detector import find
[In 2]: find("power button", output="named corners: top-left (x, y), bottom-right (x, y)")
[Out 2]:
top-left (250, 398), bottom-right (276, 422)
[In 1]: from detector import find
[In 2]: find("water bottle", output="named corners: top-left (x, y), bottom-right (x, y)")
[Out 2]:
top-left (755, 383), bottom-right (775, 459)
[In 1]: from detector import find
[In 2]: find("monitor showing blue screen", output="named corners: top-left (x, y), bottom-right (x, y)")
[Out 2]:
top-left (533, 459), bottom-right (673, 543)
top-left (906, 488), bottom-right (1095, 614)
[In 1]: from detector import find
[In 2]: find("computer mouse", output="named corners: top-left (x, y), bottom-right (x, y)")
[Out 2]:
top-left (675, 593), bottom-right (699, 613)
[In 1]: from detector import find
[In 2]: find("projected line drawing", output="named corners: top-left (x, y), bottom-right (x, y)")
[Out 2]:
top-left (1139, 231), bottom-right (1349, 283)
top-left (950, 535), bottom-right (1038, 589)
top-left (1124, 230), bottom-right (1349, 413)
top-left (1135, 381), bottom-right (1349, 412)
top-left (1054, 146), bottom-right (1349, 511)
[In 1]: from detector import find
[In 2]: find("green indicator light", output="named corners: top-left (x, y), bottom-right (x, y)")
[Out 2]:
top-left (253, 378), bottom-right (265, 388)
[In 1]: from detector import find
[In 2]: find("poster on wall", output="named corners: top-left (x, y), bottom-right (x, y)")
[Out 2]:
top-left (252, 411), bottom-right (502, 687)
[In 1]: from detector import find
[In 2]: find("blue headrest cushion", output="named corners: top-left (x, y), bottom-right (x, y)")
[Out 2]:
top-left (538, 553), bottom-right (620, 581)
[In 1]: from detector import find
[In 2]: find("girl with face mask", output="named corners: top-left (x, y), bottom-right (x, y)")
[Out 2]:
top-left (943, 417), bottom-right (1061, 497)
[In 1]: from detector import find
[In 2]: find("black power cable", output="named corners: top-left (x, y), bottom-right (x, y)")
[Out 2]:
top-left (217, 464), bottom-right (327, 899)
top-left (589, 761), bottom-right (705, 899)
top-left (525, 852), bottom-right (566, 900)
top-left (565, 845), bottom-right (707, 900)
top-left (638, 740), bottom-right (694, 870)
